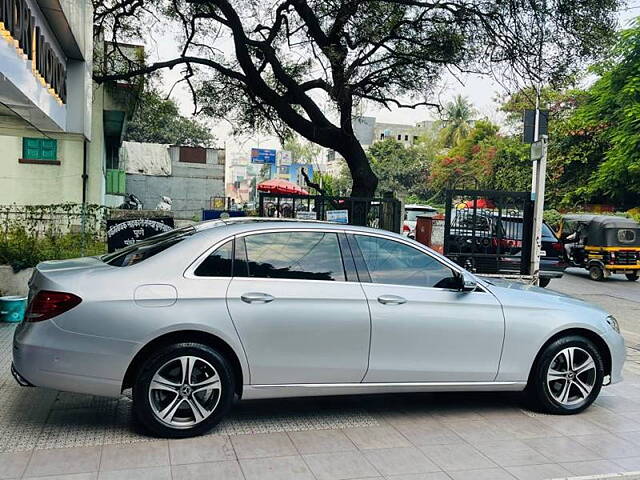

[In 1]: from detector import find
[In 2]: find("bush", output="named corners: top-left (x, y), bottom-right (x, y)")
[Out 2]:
top-left (0, 227), bottom-right (106, 272)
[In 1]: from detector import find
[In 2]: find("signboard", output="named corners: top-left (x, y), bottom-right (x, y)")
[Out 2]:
top-left (106, 217), bottom-right (174, 253)
top-left (530, 140), bottom-right (543, 161)
top-left (523, 109), bottom-right (548, 144)
top-left (278, 150), bottom-right (292, 166)
top-left (0, 0), bottom-right (67, 103)
top-left (251, 148), bottom-right (277, 164)
top-left (326, 209), bottom-right (349, 224)
top-left (296, 211), bottom-right (317, 220)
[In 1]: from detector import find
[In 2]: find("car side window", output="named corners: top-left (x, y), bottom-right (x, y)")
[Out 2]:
top-left (241, 231), bottom-right (346, 281)
top-left (355, 235), bottom-right (457, 288)
top-left (194, 240), bottom-right (233, 277)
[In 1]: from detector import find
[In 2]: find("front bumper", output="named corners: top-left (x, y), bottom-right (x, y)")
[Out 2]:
top-left (11, 362), bottom-right (34, 387)
top-left (605, 329), bottom-right (626, 385)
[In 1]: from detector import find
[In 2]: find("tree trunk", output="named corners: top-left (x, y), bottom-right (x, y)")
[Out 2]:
top-left (338, 138), bottom-right (378, 198)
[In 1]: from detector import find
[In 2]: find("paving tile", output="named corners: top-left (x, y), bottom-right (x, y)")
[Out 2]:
top-left (505, 463), bottom-right (571, 480)
top-left (613, 456), bottom-right (640, 470)
top-left (23, 474), bottom-right (97, 480)
top-left (581, 412), bottom-right (640, 433)
top-left (473, 440), bottom-right (551, 467)
top-left (446, 467), bottom-right (516, 480)
top-left (240, 455), bottom-right (315, 480)
top-left (25, 446), bottom-right (100, 477)
top-left (420, 443), bottom-right (496, 472)
top-left (536, 414), bottom-right (607, 436)
top-left (0, 450), bottom-right (31, 479)
top-left (571, 432), bottom-right (640, 459)
top-left (446, 420), bottom-right (517, 445)
top-left (363, 447), bottom-right (440, 476)
top-left (303, 451), bottom-right (379, 480)
top-left (560, 459), bottom-right (625, 476)
top-left (523, 436), bottom-right (602, 463)
top-left (231, 432), bottom-right (297, 459)
top-left (169, 435), bottom-right (235, 464)
top-left (618, 430), bottom-right (640, 447)
top-left (392, 419), bottom-right (461, 446)
top-left (595, 395), bottom-right (640, 413)
top-left (171, 460), bottom-right (244, 480)
top-left (386, 474), bottom-right (452, 480)
top-left (343, 426), bottom-right (411, 450)
top-left (97, 466), bottom-right (171, 480)
top-left (99, 441), bottom-right (169, 471)
top-left (488, 417), bottom-right (563, 440)
top-left (288, 429), bottom-right (356, 454)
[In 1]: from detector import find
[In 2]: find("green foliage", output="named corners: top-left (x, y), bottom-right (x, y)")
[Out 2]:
top-left (543, 209), bottom-right (563, 232)
top-left (312, 171), bottom-right (351, 197)
top-left (0, 204), bottom-right (107, 272)
top-left (125, 88), bottom-right (215, 146)
top-left (367, 138), bottom-right (434, 200)
top-left (438, 95), bottom-right (476, 148)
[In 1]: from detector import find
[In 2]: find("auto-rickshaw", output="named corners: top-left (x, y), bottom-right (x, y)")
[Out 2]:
top-left (557, 214), bottom-right (640, 281)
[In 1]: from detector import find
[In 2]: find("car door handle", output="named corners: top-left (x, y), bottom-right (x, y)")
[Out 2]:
top-left (241, 292), bottom-right (275, 304)
top-left (377, 295), bottom-right (407, 305)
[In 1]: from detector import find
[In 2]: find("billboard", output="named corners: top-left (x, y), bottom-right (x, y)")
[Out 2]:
top-left (251, 148), bottom-right (277, 164)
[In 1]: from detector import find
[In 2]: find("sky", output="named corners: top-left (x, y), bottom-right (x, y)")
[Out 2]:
top-left (144, 3), bottom-right (640, 162)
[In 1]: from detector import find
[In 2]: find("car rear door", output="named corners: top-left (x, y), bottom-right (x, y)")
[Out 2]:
top-left (350, 233), bottom-right (505, 383)
top-left (226, 230), bottom-right (371, 385)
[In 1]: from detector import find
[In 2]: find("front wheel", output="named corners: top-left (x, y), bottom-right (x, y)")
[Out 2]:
top-left (132, 343), bottom-right (235, 438)
top-left (589, 265), bottom-right (605, 281)
top-left (626, 273), bottom-right (639, 281)
top-left (526, 335), bottom-right (604, 415)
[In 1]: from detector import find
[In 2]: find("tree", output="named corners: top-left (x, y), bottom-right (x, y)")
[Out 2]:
top-left (94, 0), bottom-right (621, 198)
top-left (439, 95), bottom-right (476, 147)
top-left (367, 138), bottom-right (434, 200)
top-left (282, 136), bottom-right (322, 165)
top-left (125, 89), bottom-right (215, 145)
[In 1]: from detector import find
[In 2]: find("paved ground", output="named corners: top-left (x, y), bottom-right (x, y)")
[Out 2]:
top-left (0, 271), bottom-right (639, 480)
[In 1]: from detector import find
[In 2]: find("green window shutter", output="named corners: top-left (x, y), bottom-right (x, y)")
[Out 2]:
top-left (23, 138), bottom-right (42, 159)
top-left (118, 170), bottom-right (126, 194)
top-left (22, 138), bottom-right (58, 161)
top-left (41, 139), bottom-right (57, 161)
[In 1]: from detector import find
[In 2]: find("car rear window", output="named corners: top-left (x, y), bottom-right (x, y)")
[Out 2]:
top-left (102, 226), bottom-right (194, 267)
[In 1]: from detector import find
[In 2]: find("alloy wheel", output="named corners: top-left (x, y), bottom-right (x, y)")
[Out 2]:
top-left (148, 355), bottom-right (222, 428)
top-left (546, 347), bottom-right (597, 407)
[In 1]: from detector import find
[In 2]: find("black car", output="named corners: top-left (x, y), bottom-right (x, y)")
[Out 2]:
top-left (448, 212), bottom-right (566, 287)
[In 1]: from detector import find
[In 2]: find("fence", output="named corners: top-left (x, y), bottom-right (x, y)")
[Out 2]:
top-left (258, 193), bottom-right (402, 232)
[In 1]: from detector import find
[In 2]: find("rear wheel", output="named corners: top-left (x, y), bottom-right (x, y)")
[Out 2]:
top-left (526, 335), bottom-right (603, 414)
top-left (626, 273), bottom-right (639, 281)
top-left (589, 265), bottom-right (605, 281)
top-left (132, 342), bottom-right (235, 438)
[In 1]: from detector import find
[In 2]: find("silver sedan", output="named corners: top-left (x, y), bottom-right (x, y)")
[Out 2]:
top-left (12, 219), bottom-right (625, 437)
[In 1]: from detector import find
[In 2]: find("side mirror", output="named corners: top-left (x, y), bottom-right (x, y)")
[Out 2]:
top-left (453, 271), bottom-right (478, 292)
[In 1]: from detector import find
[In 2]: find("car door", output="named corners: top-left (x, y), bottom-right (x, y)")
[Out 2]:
top-left (226, 230), bottom-right (371, 385)
top-left (351, 233), bottom-right (505, 383)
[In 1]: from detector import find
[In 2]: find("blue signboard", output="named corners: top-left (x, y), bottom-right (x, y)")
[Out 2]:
top-left (251, 148), bottom-right (277, 164)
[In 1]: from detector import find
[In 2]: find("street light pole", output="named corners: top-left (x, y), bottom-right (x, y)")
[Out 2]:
top-left (529, 86), bottom-right (547, 284)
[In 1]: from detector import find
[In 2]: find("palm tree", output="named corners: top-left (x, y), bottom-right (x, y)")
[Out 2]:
top-left (439, 95), bottom-right (476, 147)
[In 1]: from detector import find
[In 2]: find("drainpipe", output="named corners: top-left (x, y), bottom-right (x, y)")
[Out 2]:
top-left (82, 139), bottom-right (89, 204)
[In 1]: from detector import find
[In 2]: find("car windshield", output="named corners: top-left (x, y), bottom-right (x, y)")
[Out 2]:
top-left (102, 226), bottom-right (195, 267)
top-left (498, 219), bottom-right (556, 240)
top-left (405, 210), bottom-right (432, 221)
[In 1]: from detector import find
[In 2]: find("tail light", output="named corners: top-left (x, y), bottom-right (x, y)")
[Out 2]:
top-left (25, 291), bottom-right (82, 322)
top-left (551, 242), bottom-right (563, 252)
top-left (403, 224), bottom-right (411, 232)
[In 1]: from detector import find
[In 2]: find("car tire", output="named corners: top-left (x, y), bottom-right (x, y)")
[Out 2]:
top-left (589, 265), bottom-right (605, 281)
top-left (526, 335), bottom-right (604, 415)
top-left (625, 273), bottom-right (639, 281)
top-left (132, 342), bottom-right (235, 438)
top-left (538, 278), bottom-right (551, 288)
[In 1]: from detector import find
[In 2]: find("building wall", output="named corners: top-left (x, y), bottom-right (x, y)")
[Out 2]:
top-left (0, 119), bottom-right (85, 204)
top-left (126, 149), bottom-right (225, 219)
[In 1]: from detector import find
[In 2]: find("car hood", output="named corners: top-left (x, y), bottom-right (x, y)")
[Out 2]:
top-left (481, 277), bottom-right (608, 314)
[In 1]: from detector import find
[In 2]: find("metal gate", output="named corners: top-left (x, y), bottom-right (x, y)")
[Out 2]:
top-left (258, 193), bottom-right (402, 233)
top-left (444, 189), bottom-right (534, 275)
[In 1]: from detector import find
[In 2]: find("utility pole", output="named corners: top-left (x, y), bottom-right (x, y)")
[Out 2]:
top-left (529, 87), bottom-right (548, 285)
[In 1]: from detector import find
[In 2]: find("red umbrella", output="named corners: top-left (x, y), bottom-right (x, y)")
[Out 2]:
top-left (257, 178), bottom-right (309, 195)
top-left (465, 198), bottom-right (495, 209)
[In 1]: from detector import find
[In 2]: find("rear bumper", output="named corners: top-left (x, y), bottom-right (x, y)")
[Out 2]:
top-left (12, 319), bottom-right (137, 397)
top-left (11, 362), bottom-right (34, 387)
